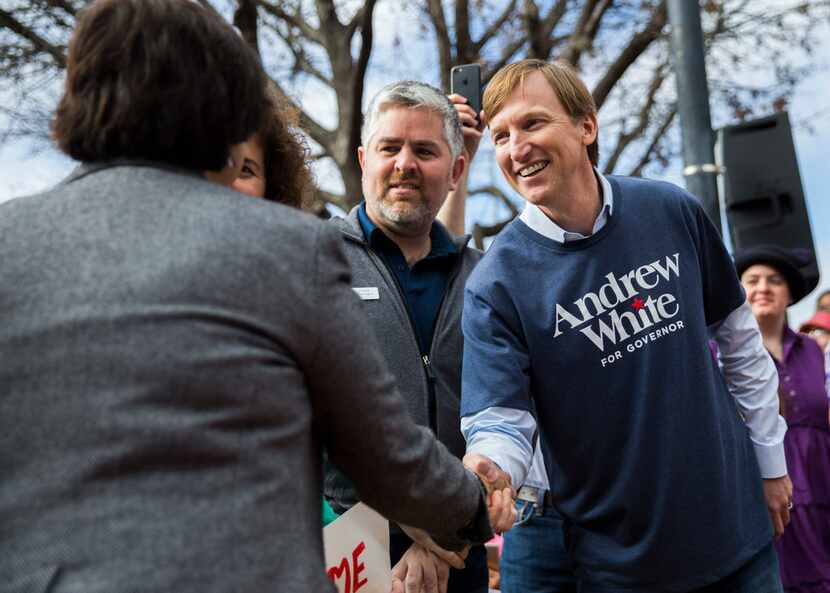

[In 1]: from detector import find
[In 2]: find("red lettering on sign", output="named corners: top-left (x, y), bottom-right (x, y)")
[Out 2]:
top-left (327, 557), bottom-right (351, 593)
top-left (327, 540), bottom-right (370, 593)
top-left (352, 541), bottom-right (367, 592)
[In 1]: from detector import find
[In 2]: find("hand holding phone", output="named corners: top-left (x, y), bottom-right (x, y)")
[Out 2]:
top-left (451, 64), bottom-right (482, 116)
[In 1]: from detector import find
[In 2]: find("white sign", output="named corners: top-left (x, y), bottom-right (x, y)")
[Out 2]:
top-left (323, 503), bottom-right (390, 593)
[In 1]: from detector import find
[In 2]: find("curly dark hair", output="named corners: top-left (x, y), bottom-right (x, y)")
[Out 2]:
top-left (52, 0), bottom-right (267, 172)
top-left (258, 90), bottom-right (313, 209)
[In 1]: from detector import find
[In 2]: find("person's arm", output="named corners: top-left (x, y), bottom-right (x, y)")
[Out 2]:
top-left (460, 276), bottom-right (534, 502)
top-left (437, 95), bottom-right (485, 236)
top-left (713, 301), bottom-right (786, 476)
top-left (713, 300), bottom-right (792, 536)
top-left (461, 407), bottom-right (536, 490)
top-left (304, 224), bottom-right (493, 550)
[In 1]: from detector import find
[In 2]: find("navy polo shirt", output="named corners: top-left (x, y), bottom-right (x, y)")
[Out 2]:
top-left (358, 203), bottom-right (457, 355)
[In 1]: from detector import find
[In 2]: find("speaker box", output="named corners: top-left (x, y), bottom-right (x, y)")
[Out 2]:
top-left (717, 112), bottom-right (819, 293)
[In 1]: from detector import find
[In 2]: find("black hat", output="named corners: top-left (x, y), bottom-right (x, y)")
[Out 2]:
top-left (733, 245), bottom-right (814, 304)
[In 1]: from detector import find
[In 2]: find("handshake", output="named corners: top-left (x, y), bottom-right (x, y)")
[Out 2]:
top-left (462, 452), bottom-right (517, 534)
top-left (391, 454), bottom-right (516, 593)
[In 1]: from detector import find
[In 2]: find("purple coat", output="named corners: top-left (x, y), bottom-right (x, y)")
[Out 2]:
top-left (773, 327), bottom-right (830, 593)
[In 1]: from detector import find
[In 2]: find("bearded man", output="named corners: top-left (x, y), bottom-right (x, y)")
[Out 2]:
top-left (325, 80), bottom-right (514, 593)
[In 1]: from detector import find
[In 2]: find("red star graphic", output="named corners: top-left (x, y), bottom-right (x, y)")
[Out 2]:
top-left (631, 297), bottom-right (645, 310)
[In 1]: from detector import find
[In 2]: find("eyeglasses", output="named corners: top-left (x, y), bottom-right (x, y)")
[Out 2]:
top-left (808, 328), bottom-right (830, 338)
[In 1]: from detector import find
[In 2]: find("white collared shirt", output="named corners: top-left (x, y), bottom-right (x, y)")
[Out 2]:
top-left (518, 169), bottom-right (614, 243)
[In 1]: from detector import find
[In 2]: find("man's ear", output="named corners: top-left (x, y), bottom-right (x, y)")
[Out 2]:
top-left (358, 146), bottom-right (366, 173)
top-left (449, 155), bottom-right (467, 191)
top-left (581, 113), bottom-right (598, 146)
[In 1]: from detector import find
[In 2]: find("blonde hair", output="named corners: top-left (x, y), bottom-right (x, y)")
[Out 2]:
top-left (483, 59), bottom-right (598, 165)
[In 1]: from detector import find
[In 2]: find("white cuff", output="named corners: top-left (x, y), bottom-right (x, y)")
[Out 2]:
top-left (752, 438), bottom-right (788, 479)
top-left (466, 434), bottom-right (531, 490)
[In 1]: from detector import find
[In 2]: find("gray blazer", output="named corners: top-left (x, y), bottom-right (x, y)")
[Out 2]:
top-left (0, 163), bottom-right (490, 593)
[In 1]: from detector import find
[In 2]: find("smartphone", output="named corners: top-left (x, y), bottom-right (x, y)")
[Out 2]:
top-left (451, 63), bottom-right (482, 116)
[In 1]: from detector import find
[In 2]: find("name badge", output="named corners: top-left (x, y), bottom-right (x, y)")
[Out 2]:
top-left (352, 287), bottom-right (380, 300)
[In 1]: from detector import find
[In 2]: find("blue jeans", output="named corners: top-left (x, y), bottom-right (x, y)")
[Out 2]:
top-left (500, 499), bottom-right (577, 593)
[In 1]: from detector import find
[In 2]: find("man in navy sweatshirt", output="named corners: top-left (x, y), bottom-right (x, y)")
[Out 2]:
top-left (461, 59), bottom-right (793, 593)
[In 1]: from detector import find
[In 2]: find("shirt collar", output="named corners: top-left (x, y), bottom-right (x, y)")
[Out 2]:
top-left (357, 202), bottom-right (457, 258)
top-left (519, 168), bottom-right (613, 244)
top-left (357, 201), bottom-right (383, 246)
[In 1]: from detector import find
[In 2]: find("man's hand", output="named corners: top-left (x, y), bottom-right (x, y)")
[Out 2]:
top-left (463, 453), bottom-right (512, 492)
top-left (390, 543), bottom-right (452, 593)
top-left (448, 94), bottom-right (485, 164)
top-left (463, 453), bottom-right (517, 533)
top-left (763, 475), bottom-right (793, 538)
top-left (399, 524), bottom-right (468, 570)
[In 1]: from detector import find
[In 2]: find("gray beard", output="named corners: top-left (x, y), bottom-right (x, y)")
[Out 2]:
top-left (375, 194), bottom-right (434, 236)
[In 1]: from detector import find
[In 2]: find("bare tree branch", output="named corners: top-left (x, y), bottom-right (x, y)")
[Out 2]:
top-left (267, 77), bottom-right (335, 153)
top-left (0, 8), bottom-right (66, 68)
top-left (43, 0), bottom-right (77, 17)
top-left (711, 1), bottom-right (830, 38)
top-left (472, 0), bottom-right (518, 55)
top-left (279, 31), bottom-right (333, 86)
top-left (346, 0), bottom-right (378, 155)
top-left (592, 0), bottom-right (667, 110)
top-left (466, 184), bottom-right (520, 249)
top-left (559, 0), bottom-right (613, 67)
top-left (469, 184), bottom-right (519, 218)
top-left (314, 0), bottom-right (345, 39)
top-left (522, 0), bottom-right (542, 57)
top-left (484, 36), bottom-right (525, 83)
top-left (603, 62), bottom-right (669, 174)
top-left (426, 0), bottom-right (453, 90)
top-left (524, 0), bottom-right (568, 59)
top-left (312, 187), bottom-right (350, 213)
top-left (629, 107), bottom-right (676, 177)
top-left (541, 0), bottom-right (569, 36)
top-left (455, 0), bottom-right (473, 63)
top-left (258, 0), bottom-right (323, 45)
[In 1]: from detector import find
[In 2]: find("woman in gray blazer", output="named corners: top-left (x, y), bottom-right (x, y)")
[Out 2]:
top-left (0, 2), bottom-right (499, 592)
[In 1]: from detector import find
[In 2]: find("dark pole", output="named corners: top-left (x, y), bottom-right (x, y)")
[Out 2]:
top-left (666, 0), bottom-right (722, 234)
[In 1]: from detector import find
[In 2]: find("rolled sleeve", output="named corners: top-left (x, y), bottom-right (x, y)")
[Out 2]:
top-left (462, 407), bottom-right (536, 488)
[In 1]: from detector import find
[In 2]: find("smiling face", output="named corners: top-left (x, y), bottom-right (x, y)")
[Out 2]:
top-left (358, 106), bottom-right (464, 238)
top-left (741, 263), bottom-right (792, 321)
top-left (231, 136), bottom-right (266, 199)
top-left (488, 71), bottom-right (597, 208)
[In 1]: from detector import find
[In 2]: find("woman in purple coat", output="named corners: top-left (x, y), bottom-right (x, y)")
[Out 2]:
top-left (737, 245), bottom-right (830, 593)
